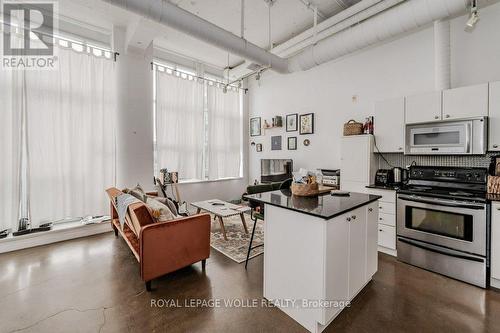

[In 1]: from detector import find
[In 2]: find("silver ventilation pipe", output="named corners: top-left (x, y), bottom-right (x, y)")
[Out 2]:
top-left (288, 0), bottom-right (469, 72)
top-left (102, 0), bottom-right (290, 73)
top-left (104, 0), bottom-right (469, 74)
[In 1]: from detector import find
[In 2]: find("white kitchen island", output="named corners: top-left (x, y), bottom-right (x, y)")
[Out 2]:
top-left (244, 190), bottom-right (381, 333)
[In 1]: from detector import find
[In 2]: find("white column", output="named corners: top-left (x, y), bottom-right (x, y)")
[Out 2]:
top-left (434, 19), bottom-right (451, 91)
top-left (112, 26), bottom-right (155, 190)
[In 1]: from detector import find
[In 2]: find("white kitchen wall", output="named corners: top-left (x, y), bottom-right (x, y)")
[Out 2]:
top-left (248, 2), bottom-right (500, 183)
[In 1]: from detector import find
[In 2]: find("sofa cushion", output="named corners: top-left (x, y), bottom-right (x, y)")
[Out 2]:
top-left (146, 197), bottom-right (176, 222)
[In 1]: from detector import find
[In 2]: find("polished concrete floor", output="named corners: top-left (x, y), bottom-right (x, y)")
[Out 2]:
top-left (1, 232), bottom-right (500, 333)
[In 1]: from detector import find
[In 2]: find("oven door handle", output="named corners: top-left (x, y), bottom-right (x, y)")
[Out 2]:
top-left (398, 237), bottom-right (485, 263)
top-left (397, 195), bottom-right (485, 210)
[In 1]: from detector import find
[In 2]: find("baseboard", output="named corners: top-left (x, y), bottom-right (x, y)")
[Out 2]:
top-left (491, 277), bottom-right (500, 289)
top-left (378, 246), bottom-right (397, 257)
top-left (0, 221), bottom-right (112, 254)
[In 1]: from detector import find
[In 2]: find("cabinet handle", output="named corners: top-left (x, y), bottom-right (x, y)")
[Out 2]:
top-left (379, 229), bottom-right (384, 232)
top-left (434, 116), bottom-right (439, 119)
top-left (368, 208), bottom-right (373, 212)
top-left (379, 217), bottom-right (383, 220)
top-left (445, 114), bottom-right (450, 118)
top-left (352, 215), bottom-right (357, 220)
top-left (346, 217), bottom-right (352, 222)
top-left (494, 144), bottom-right (499, 149)
top-left (398, 147), bottom-right (403, 151)
top-left (379, 206), bottom-right (383, 209)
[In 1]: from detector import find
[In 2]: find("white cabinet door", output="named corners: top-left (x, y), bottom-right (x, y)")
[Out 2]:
top-left (442, 83), bottom-right (489, 120)
top-left (348, 207), bottom-right (367, 299)
top-left (378, 224), bottom-right (396, 250)
top-left (489, 81), bottom-right (500, 151)
top-left (492, 202), bottom-right (500, 280)
top-left (405, 91), bottom-right (442, 124)
top-left (366, 202), bottom-right (378, 279)
top-left (374, 97), bottom-right (405, 152)
top-left (340, 135), bottom-right (371, 184)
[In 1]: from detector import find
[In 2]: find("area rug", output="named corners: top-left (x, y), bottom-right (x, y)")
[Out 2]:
top-left (209, 214), bottom-right (264, 264)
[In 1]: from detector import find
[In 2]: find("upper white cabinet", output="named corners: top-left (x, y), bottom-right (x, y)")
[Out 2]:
top-left (442, 83), bottom-right (489, 120)
top-left (374, 97), bottom-right (405, 153)
top-left (405, 91), bottom-right (442, 124)
top-left (489, 81), bottom-right (500, 151)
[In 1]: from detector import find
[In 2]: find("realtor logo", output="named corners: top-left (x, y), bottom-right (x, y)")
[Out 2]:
top-left (2, 0), bottom-right (58, 69)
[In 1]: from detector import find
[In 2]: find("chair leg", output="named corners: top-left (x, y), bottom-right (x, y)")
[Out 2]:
top-left (112, 225), bottom-right (118, 237)
top-left (145, 281), bottom-right (152, 292)
top-left (245, 217), bottom-right (259, 270)
top-left (202, 259), bottom-right (206, 271)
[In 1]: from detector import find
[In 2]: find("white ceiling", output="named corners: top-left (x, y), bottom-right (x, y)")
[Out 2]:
top-left (54, 0), bottom-right (361, 69)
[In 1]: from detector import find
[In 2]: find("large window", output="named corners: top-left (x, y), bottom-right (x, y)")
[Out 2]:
top-left (0, 35), bottom-right (116, 231)
top-left (154, 63), bottom-right (243, 182)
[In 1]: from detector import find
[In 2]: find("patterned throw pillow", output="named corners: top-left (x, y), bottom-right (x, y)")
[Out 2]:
top-left (124, 184), bottom-right (147, 202)
top-left (145, 197), bottom-right (176, 222)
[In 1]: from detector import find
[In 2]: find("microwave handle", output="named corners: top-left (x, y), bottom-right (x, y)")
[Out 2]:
top-left (465, 122), bottom-right (472, 154)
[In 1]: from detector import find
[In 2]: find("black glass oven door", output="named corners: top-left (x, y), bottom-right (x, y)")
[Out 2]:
top-left (405, 206), bottom-right (473, 242)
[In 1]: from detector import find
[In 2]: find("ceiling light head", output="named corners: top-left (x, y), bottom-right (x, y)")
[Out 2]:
top-left (223, 85), bottom-right (228, 93)
top-left (256, 72), bottom-right (261, 81)
top-left (238, 81), bottom-right (242, 88)
top-left (465, 0), bottom-right (479, 33)
top-left (465, 11), bottom-right (479, 32)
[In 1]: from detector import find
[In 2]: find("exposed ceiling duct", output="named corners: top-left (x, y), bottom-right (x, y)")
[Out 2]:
top-left (103, 0), bottom-right (470, 74)
top-left (101, 0), bottom-right (289, 73)
top-left (288, 0), bottom-right (469, 71)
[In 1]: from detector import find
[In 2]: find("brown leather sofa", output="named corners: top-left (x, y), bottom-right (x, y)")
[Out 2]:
top-left (106, 188), bottom-right (211, 291)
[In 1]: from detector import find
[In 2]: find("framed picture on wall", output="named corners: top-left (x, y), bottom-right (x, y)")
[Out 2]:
top-left (250, 117), bottom-right (261, 136)
top-left (271, 136), bottom-right (282, 151)
top-left (288, 137), bottom-right (297, 150)
top-left (299, 113), bottom-right (314, 135)
top-left (286, 114), bottom-right (298, 132)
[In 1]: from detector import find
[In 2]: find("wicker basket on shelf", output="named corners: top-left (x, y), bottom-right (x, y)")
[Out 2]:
top-left (488, 176), bottom-right (500, 194)
top-left (291, 182), bottom-right (319, 197)
top-left (343, 120), bottom-right (364, 136)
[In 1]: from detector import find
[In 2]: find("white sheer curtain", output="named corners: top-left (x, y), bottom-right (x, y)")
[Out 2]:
top-left (0, 70), bottom-right (21, 231)
top-left (24, 48), bottom-right (116, 225)
top-left (207, 86), bottom-right (242, 180)
top-left (156, 72), bottom-right (204, 181)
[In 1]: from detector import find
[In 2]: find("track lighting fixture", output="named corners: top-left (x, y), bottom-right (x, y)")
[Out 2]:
top-left (256, 72), bottom-right (261, 81)
top-left (465, 0), bottom-right (479, 32)
top-left (222, 85), bottom-right (228, 93)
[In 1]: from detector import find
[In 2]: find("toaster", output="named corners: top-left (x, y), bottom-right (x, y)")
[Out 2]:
top-left (375, 169), bottom-right (394, 186)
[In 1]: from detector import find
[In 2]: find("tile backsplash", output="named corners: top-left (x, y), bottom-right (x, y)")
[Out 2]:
top-left (377, 153), bottom-right (499, 169)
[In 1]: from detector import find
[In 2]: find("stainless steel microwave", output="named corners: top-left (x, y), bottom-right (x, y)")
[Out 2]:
top-left (405, 117), bottom-right (487, 155)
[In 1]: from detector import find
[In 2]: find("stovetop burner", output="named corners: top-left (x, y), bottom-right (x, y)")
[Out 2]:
top-left (397, 166), bottom-right (489, 202)
top-left (398, 185), bottom-right (487, 202)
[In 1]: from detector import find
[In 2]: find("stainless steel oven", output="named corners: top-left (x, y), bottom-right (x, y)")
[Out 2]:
top-left (397, 195), bottom-right (487, 256)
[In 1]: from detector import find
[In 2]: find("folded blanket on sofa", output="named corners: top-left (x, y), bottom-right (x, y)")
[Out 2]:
top-left (116, 193), bottom-right (140, 229)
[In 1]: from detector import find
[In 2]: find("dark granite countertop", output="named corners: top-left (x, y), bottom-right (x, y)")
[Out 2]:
top-left (243, 190), bottom-right (381, 220)
top-left (366, 184), bottom-right (401, 191)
